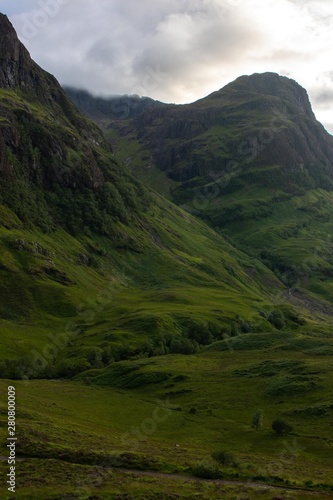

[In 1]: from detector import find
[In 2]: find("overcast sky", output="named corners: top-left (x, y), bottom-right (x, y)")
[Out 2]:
top-left (1, 0), bottom-right (333, 132)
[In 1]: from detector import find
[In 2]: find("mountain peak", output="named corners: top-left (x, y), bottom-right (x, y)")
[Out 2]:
top-left (0, 13), bottom-right (13, 30)
top-left (219, 72), bottom-right (315, 120)
top-left (0, 12), bottom-right (32, 88)
top-left (0, 13), bottom-right (78, 116)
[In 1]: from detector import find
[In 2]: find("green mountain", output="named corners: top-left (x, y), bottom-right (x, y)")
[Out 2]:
top-left (0, 13), bottom-right (284, 376)
top-left (1, 14), bottom-right (333, 499)
top-left (67, 73), bottom-right (333, 305)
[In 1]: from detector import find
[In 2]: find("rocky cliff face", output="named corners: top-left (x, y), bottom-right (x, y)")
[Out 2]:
top-left (217, 72), bottom-right (316, 120)
top-left (0, 14), bottom-right (30, 88)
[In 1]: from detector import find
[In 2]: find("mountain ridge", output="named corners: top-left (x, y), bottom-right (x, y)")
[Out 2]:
top-left (66, 71), bottom-right (332, 187)
top-left (66, 71), bottom-right (333, 304)
top-left (64, 86), bottom-right (169, 121)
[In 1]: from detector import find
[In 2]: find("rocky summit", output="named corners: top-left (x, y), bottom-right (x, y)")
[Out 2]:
top-left (0, 13), bottom-right (30, 88)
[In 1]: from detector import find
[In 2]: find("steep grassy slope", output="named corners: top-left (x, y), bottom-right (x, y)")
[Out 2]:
top-left (0, 14), bottom-right (285, 379)
top-left (0, 195), bottom-right (285, 381)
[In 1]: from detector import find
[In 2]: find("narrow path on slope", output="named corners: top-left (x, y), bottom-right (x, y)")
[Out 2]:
top-left (1, 456), bottom-right (332, 497)
top-left (117, 468), bottom-right (333, 497)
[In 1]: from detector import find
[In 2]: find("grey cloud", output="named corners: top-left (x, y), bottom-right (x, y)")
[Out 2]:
top-left (313, 90), bottom-right (333, 106)
top-left (310, 72), bottom-right (333, 109)
top-left (129, 3), bottom-right (263, 100)
top-left (86, 38), bottom-right (120, 66)
top-left (0, 0), bottom-right (37, 16)
top-left (261, 50), bottom-right (312, 62)
top-left (9, 0), bottom-right (265, 99)
top-left (2, 2), bottom-right (268, 98)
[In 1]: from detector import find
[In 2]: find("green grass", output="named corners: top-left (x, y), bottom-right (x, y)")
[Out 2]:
top-left (2, 66), bottom-right (333, 498)
top-left (1, 330), bottom-right (333, 497)
top-left (0, 187), bottom-right (288, 376)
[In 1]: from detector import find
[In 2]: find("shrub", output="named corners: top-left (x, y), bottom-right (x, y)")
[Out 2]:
top-left (185, 319), bottom-right (214, 345)
top-left (268, 311), bottom-right (285, 330)
top-left (240, 321), bottom-right (253, 333)
top-left (192, 461), bottom-right (222, 479)
top-left (265, 376), bottom-right (318, 397)
top-left (251, 409), bottom-right (263, 431)
top-left (55, 358), bottom-right (92, 378)
top-left (211, 450), bottom-right (238, 467)
top-left (272, 419), bottom-right (293, 435)
top-left (86, 347), bottom-right (104, 369)
top-left (169, 337), bottom-right (199, 355)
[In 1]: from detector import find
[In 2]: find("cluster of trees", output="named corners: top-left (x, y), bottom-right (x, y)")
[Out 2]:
top-left (142, 318), bottom-right (243, 357)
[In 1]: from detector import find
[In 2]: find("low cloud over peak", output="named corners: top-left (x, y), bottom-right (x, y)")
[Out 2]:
top-left (4, 0), bottom-right (333, 132)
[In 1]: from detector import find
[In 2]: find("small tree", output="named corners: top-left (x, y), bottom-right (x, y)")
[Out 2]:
top-left (268, 311), bottom-right (285, 330)
top-left (87, 347), bottom-right (104, 368)
top-left (251, 409), bottom-right (263, 431)
top-left (272, 419), bottom-right (293, 435)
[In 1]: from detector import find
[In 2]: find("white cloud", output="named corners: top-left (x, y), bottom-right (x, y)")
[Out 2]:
top-left (1, 0), bottom-right (333, 132)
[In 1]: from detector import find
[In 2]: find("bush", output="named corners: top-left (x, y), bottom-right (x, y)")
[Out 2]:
top-left (268, 311), bottom-right (285, 330)
top-left (240, 321), bottom-right (253, 333)
top-left (169, 337), bottom-right (199, 355)
top-left (211, 450), bottom-right (238, 467)
top-left (56, 358), bottom-right (91, 377)
top-left (192, 461), bottom-right (222, 479)
top-left (86, 347), bottom-right (104, 368)
top-left (272, 419), bottom-right (293, 435)
top-left (265, 376), bottom-right (318, 397)
top-left (251, 409), bottom-right (263, 431)
top-left (185, 319), bottom-right (214, 345)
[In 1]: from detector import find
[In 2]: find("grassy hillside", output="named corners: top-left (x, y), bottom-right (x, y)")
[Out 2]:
top-left (1, 17), bottom-right (333, 498)
top-left (0, 191), bottom-right (286, 380)
top-left (1, 325), bottom-right (333, 497)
